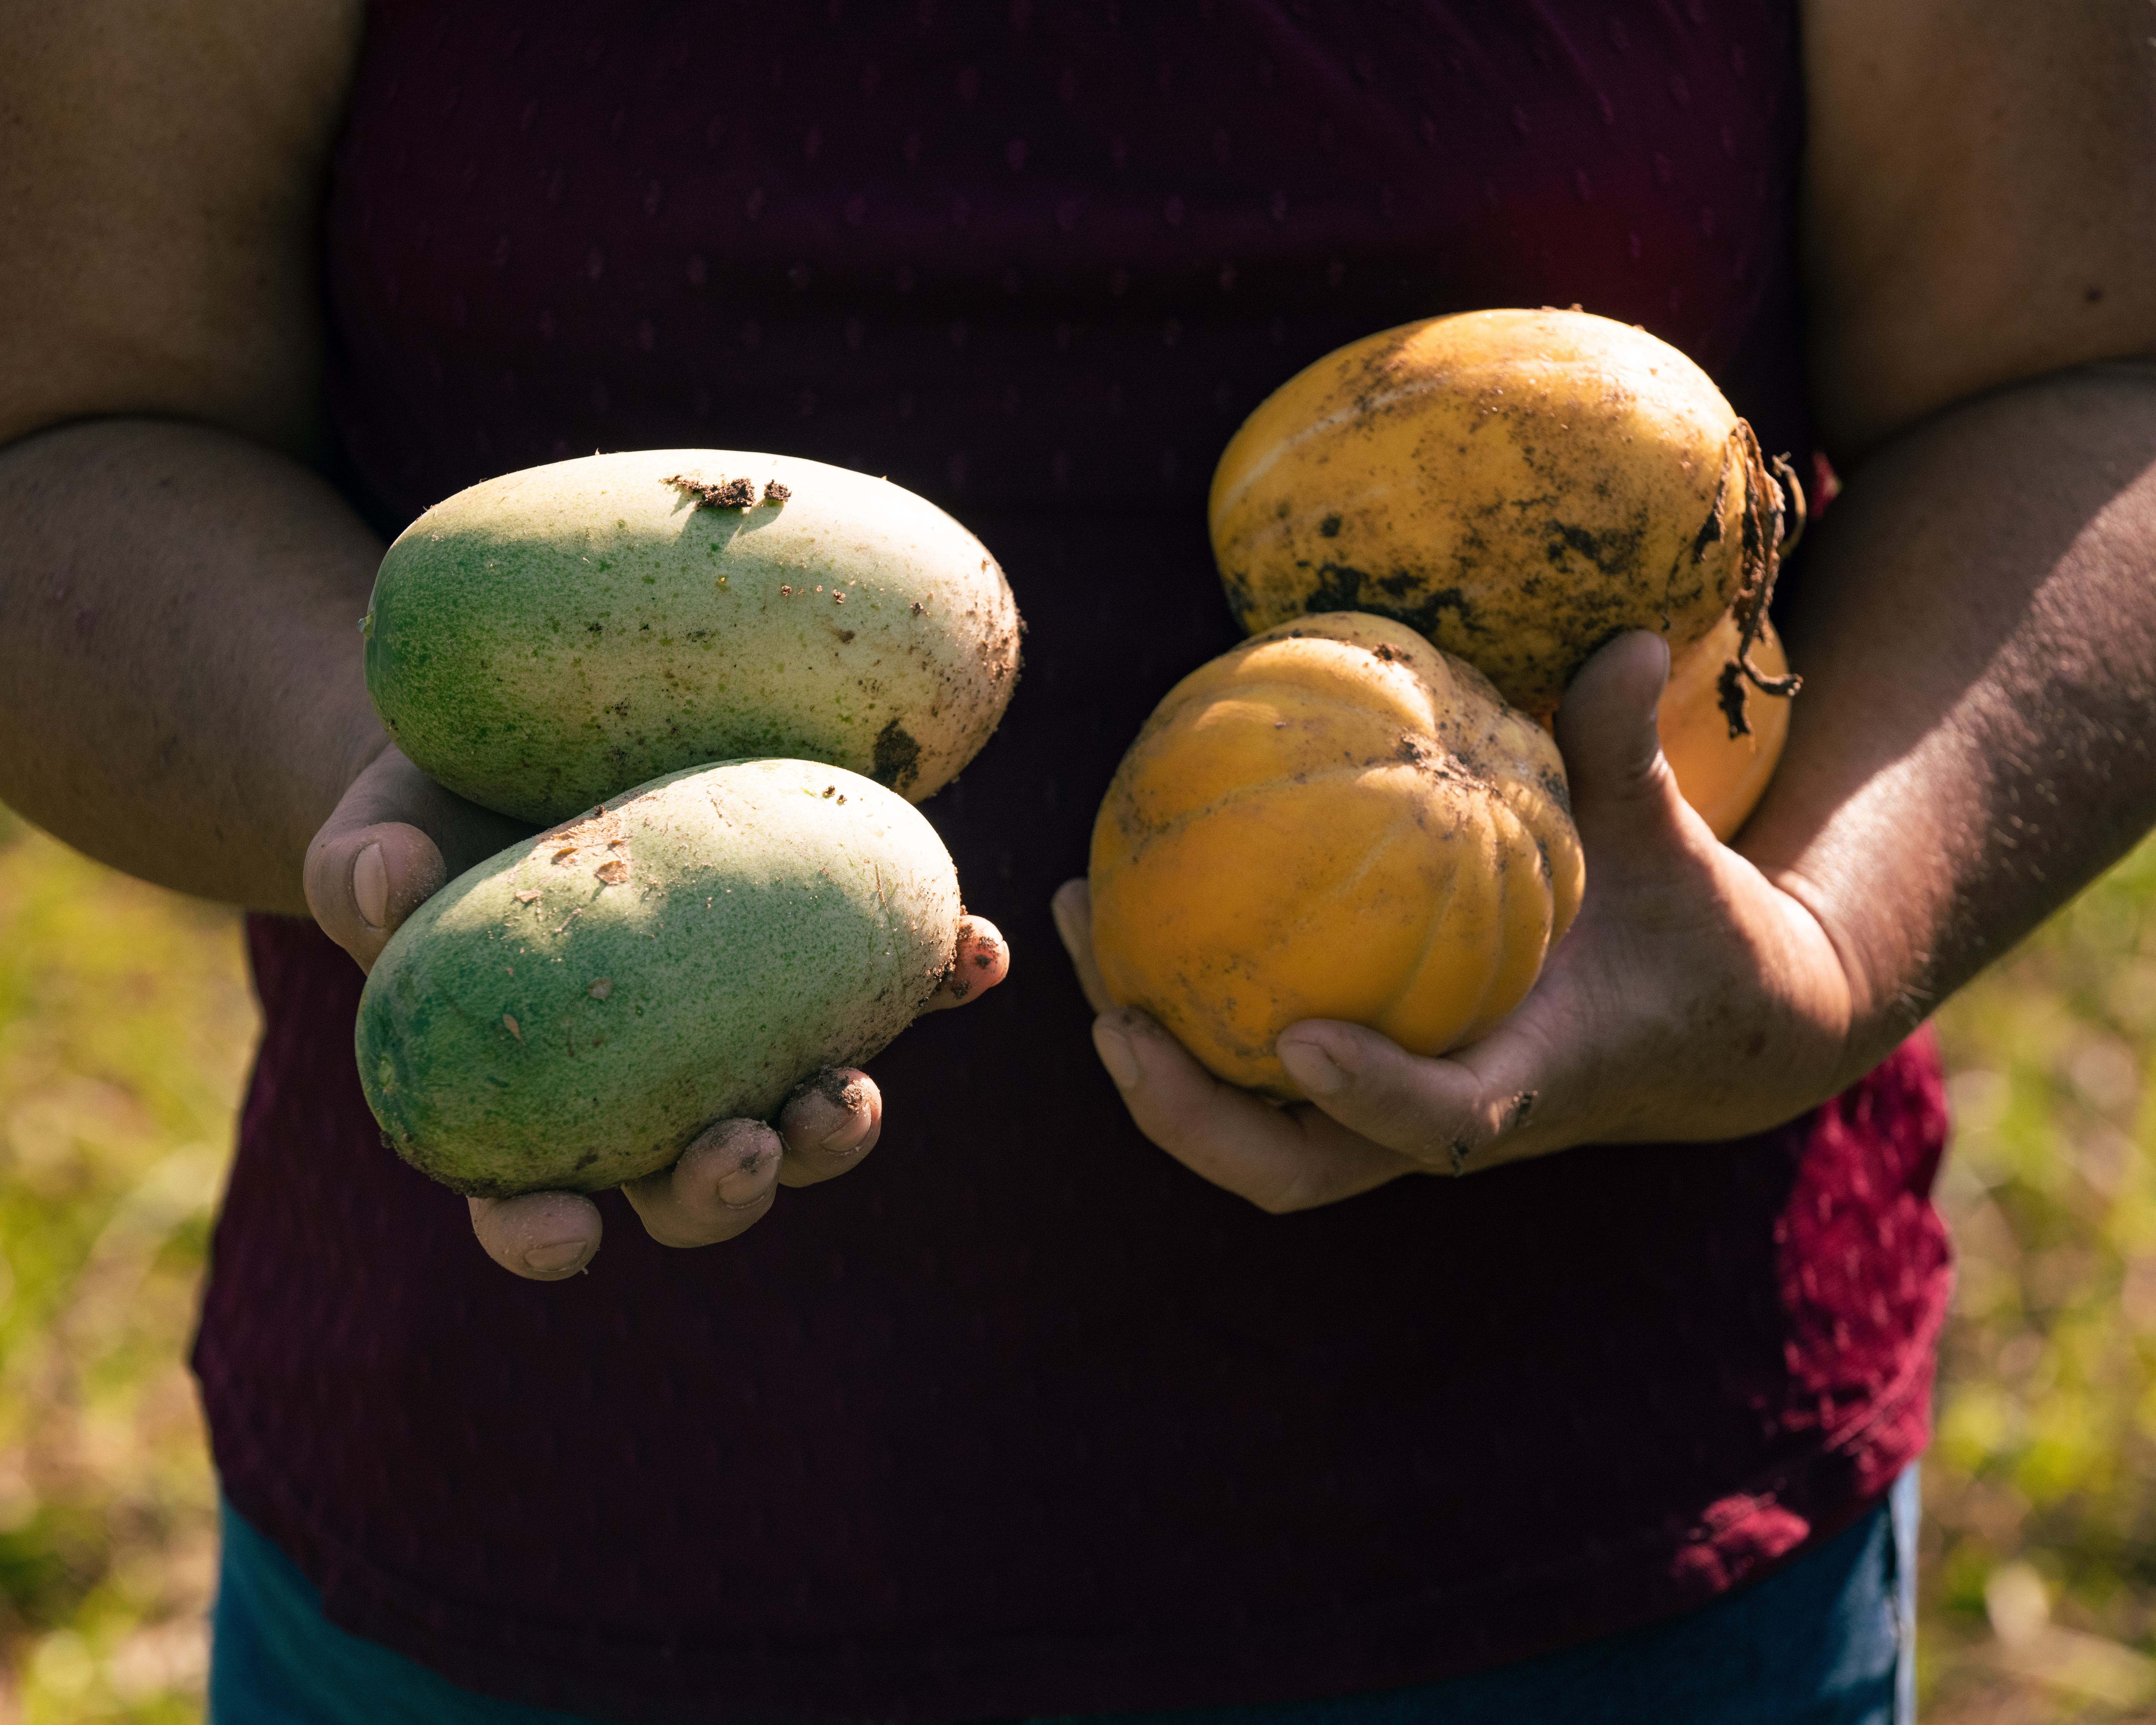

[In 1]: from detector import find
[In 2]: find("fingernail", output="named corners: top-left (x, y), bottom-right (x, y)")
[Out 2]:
top-left (1277, 1038), bottom-right (1346, 1096)
top-left (1092, 1020), bottom-right (1141, 1088)
top-left (819, 1115), bottom-right (869, 1156)
top-left (717, 1156), bottom-right (775, 1207)
top-left (353, 842), bottom-right (389, 929)
top-left (523, 1239), bottom-right (588, 1274)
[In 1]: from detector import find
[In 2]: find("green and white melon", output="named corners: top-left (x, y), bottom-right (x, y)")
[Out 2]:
top-left (363, 450), bottom-right (1021, 823)
top-left (356, 759), bottom-right (961, 1197)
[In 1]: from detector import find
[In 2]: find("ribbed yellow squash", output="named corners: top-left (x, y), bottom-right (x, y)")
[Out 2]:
top-left (1210, 308), bottom-right (1785, 717)
top-left (1089, 613), bottom-right (1583, 1099)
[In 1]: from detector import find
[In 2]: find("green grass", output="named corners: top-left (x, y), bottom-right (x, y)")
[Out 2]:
top-left (0, 799), bottom-right (2153, 1719)
top-left (0, 805), bottom-right (254, 1721)
top-left (1925, 839), bottom-right (2156, 1720)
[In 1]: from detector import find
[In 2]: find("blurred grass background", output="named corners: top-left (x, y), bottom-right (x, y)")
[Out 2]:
top-left (0, 805), bottom-right (251, 1722)
top-left (0, 803), bottom-right (2153, 1721)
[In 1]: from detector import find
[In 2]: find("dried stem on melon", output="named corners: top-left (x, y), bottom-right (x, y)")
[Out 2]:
top-left (1715, 423), bottom-right (1806, 739)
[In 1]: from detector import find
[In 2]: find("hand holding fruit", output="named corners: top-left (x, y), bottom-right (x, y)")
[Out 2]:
top-left (309, 450), bottom-right (1021, 1280)
top-left (1058, 308), bottom-right (1829, 1209)
top-left (1054, 630), bottom-right (1852, 1210)
top-left (307, 738), bottom-right (1007, 1279)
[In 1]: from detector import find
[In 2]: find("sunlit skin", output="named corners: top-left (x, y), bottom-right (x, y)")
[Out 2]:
top-left (3, 1), bottom-right (2156, 1272)
top-left (1025, 6), bottom-right (2156, 1210)
top-left (302, 737), bottom-right (1007, 1278)
top-left (1086, 614), bottom-right (1583, 1101)
top-left (1058, 358), bottom-right (2156, 1207)
top-left (1055, 628), bottom-right (1848, 1209)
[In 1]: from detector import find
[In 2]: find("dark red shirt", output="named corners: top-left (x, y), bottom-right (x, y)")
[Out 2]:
top-left (195, 3), bottom-right (1952, 1718)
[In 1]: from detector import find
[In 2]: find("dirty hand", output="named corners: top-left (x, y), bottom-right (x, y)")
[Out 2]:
top-left (1053, 631), bottom-right (1858, 1213)
top-left (306, 742), bottom-right (1007, 1277)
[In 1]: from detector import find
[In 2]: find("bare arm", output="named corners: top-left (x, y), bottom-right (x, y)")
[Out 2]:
top-left (1, 0), bottom-right (1004, 1276)
top-left (1057, 0), bottom-right (2156, 1200)
top-left (1, 422), bottom-right (400, 912)
top-left (1757, 367), bottom-right (2156, 1071)
top-left (1760, 0), bottom-right (2156, 1055)
top-left (0, 0), bottom-right (373, 910)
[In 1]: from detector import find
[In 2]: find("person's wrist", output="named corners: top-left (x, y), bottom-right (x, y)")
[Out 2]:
top-left (1755, 855), bottom-right (1911, 1094)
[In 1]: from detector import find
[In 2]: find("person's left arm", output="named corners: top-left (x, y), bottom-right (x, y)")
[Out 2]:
top-left (1052, 0), bottom-right (2156, 1209)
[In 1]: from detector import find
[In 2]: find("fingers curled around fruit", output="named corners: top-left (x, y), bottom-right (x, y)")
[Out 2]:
top-left (772, 1068), bottom-right (886, 1187)
top-left (1082, 1004), bottom-right (1415, 1214)
top-left (924, 915), bottom-right (1011, 1011)
top-left (339, 452), bottom-right (1026, 1270)
top-left (622, 1118), bottom-right (787, 1245)
top-left (1062, 626), bottom-right (1858, 1211)
top-left (468, 1190), bottom-right (605, 1281)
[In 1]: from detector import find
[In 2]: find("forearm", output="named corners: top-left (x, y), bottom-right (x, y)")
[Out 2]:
top-left (1750, 364), bottom-right (2156, 1076)
top-left (0, 416), bottom-right (390, 911)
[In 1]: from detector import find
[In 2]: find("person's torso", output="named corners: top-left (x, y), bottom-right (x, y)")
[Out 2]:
top-left (196, 6), bottom-right (1952, 1719)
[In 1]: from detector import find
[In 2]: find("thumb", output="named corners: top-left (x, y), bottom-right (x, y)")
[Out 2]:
top-left (306, 815), bottom-right (447, 973)
top-left (1553, 630), bottom-right (1686, 845)
top-left (303, 745), bottom-right (535, 972)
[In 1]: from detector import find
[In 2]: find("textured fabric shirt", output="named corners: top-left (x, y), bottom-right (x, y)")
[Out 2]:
top-left (194, 3), bottom-right (1954, 1719)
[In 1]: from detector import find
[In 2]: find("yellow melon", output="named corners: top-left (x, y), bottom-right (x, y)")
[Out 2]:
top-left (1209, 308), bottom-right (1798, 719)
top-left (1658, 611), bottom-right (1791, 842)
top-left (1088, 612), bottom-right (1583, 1099)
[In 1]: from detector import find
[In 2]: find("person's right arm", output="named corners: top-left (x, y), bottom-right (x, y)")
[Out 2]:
top-left (0, 0), bottom-right (1002, 1277)
top-left (0, 0), bottom-right (382, 908)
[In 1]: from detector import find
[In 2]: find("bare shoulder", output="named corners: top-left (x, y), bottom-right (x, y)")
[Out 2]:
top-left (1802, 0), bottom-right (2156, 455)
top-left (0, 0), bottom-right (364, 457)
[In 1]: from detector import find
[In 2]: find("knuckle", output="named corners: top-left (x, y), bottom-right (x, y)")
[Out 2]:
top-left (1397, 1105), bottom-right (1482, 1175)
top-left (1406, 1088), bottom-right (1537, 1177)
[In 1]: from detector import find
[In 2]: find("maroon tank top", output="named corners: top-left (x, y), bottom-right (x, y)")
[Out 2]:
top-left (195, 4), bottom-right (1952, 1718)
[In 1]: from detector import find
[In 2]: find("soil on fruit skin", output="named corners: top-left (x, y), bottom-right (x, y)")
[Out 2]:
top-left (808, 1066), bottom-right (868, 1114)
top-left (1299, 562), bottom-right (1480, 642)
top-left (873, 719), bottom-right (923, 794)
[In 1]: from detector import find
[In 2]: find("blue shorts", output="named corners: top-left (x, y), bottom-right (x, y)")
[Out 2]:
top-left (209, 1471), bottom-right (1918, 1724)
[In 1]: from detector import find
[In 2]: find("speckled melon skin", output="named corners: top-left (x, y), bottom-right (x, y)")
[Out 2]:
top-left (356, 759), bottom-right (963, 1198)
top-left (364, 450), bottom-right (1022, 824)
top-left (1208, 310), bottom-right (1754, 718)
